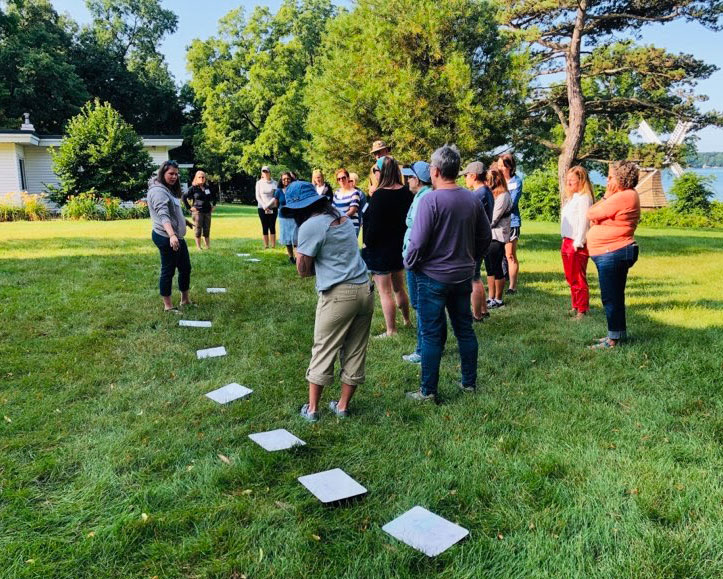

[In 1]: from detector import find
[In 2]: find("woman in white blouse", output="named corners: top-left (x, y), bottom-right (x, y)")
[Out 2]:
top-left (561, 166), bottom-right (594, 319)
top-left (255, 166), bottom-right (278, 248)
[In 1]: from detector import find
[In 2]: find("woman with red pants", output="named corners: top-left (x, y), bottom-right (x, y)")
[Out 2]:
top-left (560, 166), bottom-right (594, 320)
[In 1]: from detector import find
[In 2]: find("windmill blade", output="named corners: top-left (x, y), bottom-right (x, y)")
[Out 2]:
top-left (669, 162), bottom-right (685, 178)
top-left (667, 121), bottom-right (693, 147)
top-left (637, 119), bottom-right (663, 145)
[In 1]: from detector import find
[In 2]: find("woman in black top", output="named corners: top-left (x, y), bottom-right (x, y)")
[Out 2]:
top-left (182, 171), bottom-right (217, 250)
top-left (362, 156), bottom-right (414, 337)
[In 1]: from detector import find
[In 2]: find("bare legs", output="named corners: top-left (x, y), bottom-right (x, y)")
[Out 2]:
top-left (204, 236), bottom-right (210, 249)
top-left (471, 279), bottom-right (488, 318)
top-left (374, 270), bottom-right (411, 336)
top-left (162, 290), bottom-right (191, 310)
top-left (487, 276), bottom-right (504, 301)
top-left (505, 239), bottom-right (519, 291)
top-left (262, 234), bottom-right (269, 249)
top-left (270, 233), bottom-right (276, 248)
top-left (307, 382), bottom-right (356, 412)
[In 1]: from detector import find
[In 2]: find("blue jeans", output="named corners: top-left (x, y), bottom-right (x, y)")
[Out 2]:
top-left (591, 243), bottom-right (639, 340)
top-left (417, 272), bottom-right (477, 395)
top-left (407, 270), bottom-right (447, 357)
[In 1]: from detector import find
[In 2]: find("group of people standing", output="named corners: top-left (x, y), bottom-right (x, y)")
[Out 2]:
top-left (145, 141), bottom-right (642, 421)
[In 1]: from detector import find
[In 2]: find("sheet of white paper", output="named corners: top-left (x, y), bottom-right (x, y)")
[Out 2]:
top-left (298, 468), bottom-right (367, 503)
top-left (248, 429), bottom-right (306, 451)
top-left (205, 383), bottom-right (252, 404)
top-left (236, 253), bottom-right (251, 257)
top-left (246, 258), bottom-right (261, 263)
top-left (196, 346), bottom-right (227, 359)
top-left (382, 506), bottom-right (469, 557)
top-left (206, 288), bottom-right (227, 293)
top-left (179, 320), bottom-right (212, 328)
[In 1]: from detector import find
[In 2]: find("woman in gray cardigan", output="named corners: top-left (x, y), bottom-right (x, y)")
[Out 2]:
top-left (148, 161), bottom-right (193, 312)
top-left (484, 168), bottom-right (512, 309)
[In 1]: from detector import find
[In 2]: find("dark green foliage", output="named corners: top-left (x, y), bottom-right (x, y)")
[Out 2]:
top-left (306, 0), bottom-right (527, 177)
top-left (51, 101), bottom-right (154, 202)
top-left (0, 0), bottom-right (88, 132)
top-left (669, 172), bottom-right (716, 213)
top-left (520, 164), bottom-right (562, 222)
top-left (687, 152), bottom-right (723, 168)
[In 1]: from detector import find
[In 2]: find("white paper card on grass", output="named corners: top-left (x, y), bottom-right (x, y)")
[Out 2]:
top-left (382, 506), bottom-right (469, 557)
top-left (297, 468), bottom-right (367, 503)
top-left (248, 429), bottom-right (306, 451)
top-left (196, 346), bottom-right (227, 359)
top-left (236, 253), bottom-right (251, 257)
top-left (206, 288), bottom-right (227, 293)
top-left (179, 320), bottom-right (212, 328)
top-left (246, 258), bottom-right (261, 263)
top-left (205, 383), bottom-right (252, 404)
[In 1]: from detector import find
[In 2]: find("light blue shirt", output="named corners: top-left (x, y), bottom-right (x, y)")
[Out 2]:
top-left (402, 185), bottom-right (432, 260)
top-left (507, 175), bottom-right (523, 228)
top-left (298, 214), bottom-right (369, 292)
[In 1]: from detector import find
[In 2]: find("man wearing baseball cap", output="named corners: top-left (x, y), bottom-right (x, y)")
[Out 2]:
top-left (461, 161), bottom-right (494, 321)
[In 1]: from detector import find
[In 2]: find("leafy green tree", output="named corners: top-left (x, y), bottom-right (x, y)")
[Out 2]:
top-left (305, 0), bottom-right (527, 178)
top-left (670, 172), bottom-right (716, 214)
top-left (51, 100), bottom-right (154, 202)
top-left (0, 0), bottom-right (88, 132)
top-left (186, 0), bottom-right (336, 179)
top-left (73, 0), bottom-right (183, 134)
top-left (500, 1), bottom-right (723, 200)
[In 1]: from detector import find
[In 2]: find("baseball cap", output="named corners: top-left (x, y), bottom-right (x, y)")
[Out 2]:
top-left (402, 161), bottom-right (431, 184)
top-left (460, 161), bottom-right (486, 177)
top-left (261, 165), bottom-right (270, 172)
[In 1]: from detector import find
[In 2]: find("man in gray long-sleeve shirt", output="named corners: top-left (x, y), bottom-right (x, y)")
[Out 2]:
top-left (403, 145), bottom-right (491, 401)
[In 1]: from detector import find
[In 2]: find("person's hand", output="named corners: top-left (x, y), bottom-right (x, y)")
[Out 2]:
top-left (191, 207), bottom-right (198, 213)
top-left (170, 234), bottom-right (180, 251)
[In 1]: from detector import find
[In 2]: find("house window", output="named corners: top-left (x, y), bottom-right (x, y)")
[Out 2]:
top-left (18, 158), bottom-right (27, 190)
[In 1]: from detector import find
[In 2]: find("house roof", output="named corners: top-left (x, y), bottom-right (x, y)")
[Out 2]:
top-left (0, 130), bottom-right (182, 148)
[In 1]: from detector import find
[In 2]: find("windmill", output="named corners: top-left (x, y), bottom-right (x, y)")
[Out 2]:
top-left (634, 119), bottom-right (692, 209)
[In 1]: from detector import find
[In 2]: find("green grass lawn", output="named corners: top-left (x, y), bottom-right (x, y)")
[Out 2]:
top-left (1, 205), bottom-right (723, 578)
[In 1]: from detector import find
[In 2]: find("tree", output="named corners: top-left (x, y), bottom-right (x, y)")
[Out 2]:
top-left (51, 100), bottom-right (154, 202)
top-left (500, 1), bottom-right (723, 201)
top-left (186, 0), bottom-right (336, 179)
top-left (73, 0), bottom-right (183, 134)
top-left (669, 172), bottom-right (716, 213)
top-left (0, 0), bottom-right (88, 132)
top-left (305, 0), bottom-right (527, 178)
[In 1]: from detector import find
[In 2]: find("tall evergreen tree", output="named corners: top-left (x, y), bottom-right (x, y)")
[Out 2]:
top-left (500, 1), bottom-right (723, 198)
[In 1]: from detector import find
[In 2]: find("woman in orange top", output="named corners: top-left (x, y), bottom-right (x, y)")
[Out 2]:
top-left (587, 161), bottom-right (641, 349)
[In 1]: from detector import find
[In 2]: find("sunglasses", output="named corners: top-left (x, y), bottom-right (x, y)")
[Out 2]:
top-left (167, 160), bottom-right (179, 168)
top-left (337, 176), bottom-right (348, 182)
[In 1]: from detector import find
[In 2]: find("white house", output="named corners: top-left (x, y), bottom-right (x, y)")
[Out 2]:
top-left (0, 114), bottom-right (183, 196)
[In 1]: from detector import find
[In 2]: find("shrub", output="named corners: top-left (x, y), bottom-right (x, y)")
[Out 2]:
top-left (21, 193), bottom-right (50, 221)
top-left (0, 193), bottom-right (50, 222)
top-left (520, 163), bottom-right (560, 222)
top-left (62, 192), bottom-right (102, 220)
top-left (669, 172), bottom-right (715, 214)
top-left (51, 100), bottom-right (155, 203)
top-left (639, 202), bottom-right (723, 229)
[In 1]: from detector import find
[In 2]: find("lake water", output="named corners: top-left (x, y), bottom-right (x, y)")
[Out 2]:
top-left (590, 168), bottom-right (723, 202)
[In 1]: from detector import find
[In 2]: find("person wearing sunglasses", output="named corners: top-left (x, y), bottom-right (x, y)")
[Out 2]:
top-left (147, 160), bottom-right (193, 313)
top-left (333, 168), bottom-right (361, 235)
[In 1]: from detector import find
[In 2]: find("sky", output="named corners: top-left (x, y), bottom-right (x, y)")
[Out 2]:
top-left (50, 0), bottom-right (723, 151)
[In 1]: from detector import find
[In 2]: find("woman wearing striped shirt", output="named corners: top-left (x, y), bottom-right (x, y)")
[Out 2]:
top-left (333, 168), bottom-right (361, 235)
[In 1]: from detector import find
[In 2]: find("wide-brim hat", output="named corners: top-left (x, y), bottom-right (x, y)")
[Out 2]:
top-left (282, 180), bottom-right (324, 216)
top-left (370, 140), bottom-right (390, 154)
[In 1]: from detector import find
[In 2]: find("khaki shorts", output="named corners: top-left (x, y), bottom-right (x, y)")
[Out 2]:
top-left (306, 282), bottom-right (374, 387)
top-left (194, 211), bottom-right (212, 238)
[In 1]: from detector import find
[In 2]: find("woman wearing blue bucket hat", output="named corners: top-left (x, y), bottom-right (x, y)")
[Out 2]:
top-left (282, 181), bottom-right (375, 422)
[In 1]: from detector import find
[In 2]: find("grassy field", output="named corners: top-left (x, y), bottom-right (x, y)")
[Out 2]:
top-left (1, 204), bottom-right (723, 578)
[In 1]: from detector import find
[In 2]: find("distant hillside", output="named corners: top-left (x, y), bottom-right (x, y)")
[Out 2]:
top-left (688, 152), bottom-right (723, 168)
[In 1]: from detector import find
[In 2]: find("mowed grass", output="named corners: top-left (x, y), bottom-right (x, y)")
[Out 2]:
top-left (1, 205), bottom-right (723, 578)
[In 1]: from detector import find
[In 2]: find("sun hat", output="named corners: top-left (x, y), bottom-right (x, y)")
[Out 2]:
top-left (460, 161), bottom-right (486, 177)
top-left (281, 180), bottom-right (324, 216)
top-left (402, 161), bottom-right (431, 184)
top-left (370, 140), bottom-right (390, 154)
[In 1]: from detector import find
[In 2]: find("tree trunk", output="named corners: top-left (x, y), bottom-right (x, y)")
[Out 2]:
top-left (557, 2), bottom-right (587, 207)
